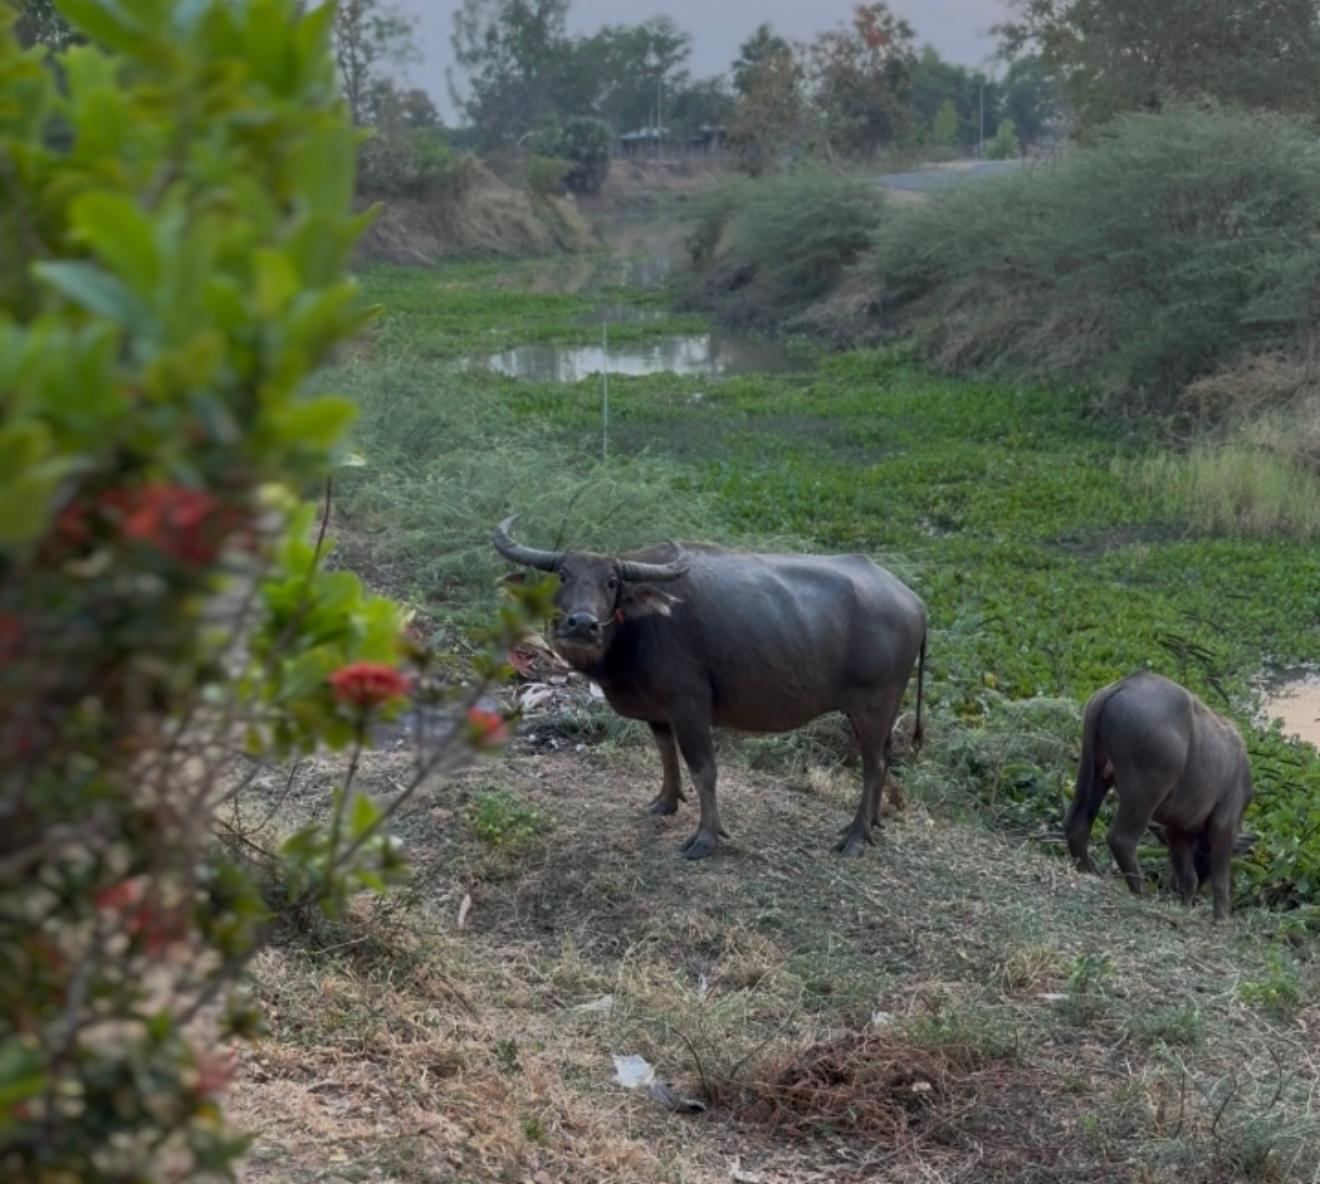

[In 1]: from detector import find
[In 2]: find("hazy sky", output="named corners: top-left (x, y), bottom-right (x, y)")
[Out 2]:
top-left (410, 1), bottom-right (1012, 121)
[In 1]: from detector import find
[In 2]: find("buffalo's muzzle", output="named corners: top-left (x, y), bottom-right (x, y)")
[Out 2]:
top-left (559, 612), bottom-right (601, 640)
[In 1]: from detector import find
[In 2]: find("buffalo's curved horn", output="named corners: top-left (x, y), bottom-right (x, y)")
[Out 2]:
top-left (617, 545), bottom-right (690, 584)
top-left (492, 515), bottom-right (563, 572)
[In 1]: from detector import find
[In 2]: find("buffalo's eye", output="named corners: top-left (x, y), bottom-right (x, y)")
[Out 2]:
top-left (606, 576), bottom-right (618, 591)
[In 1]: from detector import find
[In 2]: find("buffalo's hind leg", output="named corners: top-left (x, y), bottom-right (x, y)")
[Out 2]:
top-left (837, 692), bottom-right (902, 858)
top-left (1205, 811), bottom-right (1241, 922)
top-left (672, 717), bottom-right (726, 860)
top-left (1107, 791), bottom-right (1158, 898)
top-left (645, 722), bottom-right (686, 816)
top-left (1165, 828), bottom-right (1198, 906)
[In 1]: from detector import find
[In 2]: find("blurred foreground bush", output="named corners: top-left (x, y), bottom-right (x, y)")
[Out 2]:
top-left (0, 1), bottom-right (534, 1178)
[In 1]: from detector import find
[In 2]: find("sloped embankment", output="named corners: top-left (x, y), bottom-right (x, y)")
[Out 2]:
top-left (356, 160), bottom-right (594, 265)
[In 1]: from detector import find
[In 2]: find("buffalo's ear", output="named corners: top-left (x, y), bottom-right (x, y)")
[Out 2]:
top-left (620, 583), bottom-right (682, 619)
top-left (498, 570), bottom-right (527, 586)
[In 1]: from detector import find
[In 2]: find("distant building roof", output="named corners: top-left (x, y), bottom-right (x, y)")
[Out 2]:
top-left (619, 127), bottom-right (672, 142)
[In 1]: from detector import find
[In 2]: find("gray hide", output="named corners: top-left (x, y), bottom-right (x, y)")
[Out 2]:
top-left (1064, 671), bottom-right (1253, 919)
top-left (493, 518), bottom-right (927, 860)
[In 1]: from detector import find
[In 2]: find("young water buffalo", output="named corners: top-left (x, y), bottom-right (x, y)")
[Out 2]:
top-left (493, 517), bottom-right (927, 860)
top-left (1064, 672), bottom-right (1254, 920)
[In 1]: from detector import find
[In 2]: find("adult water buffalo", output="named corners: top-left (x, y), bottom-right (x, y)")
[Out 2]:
top-left (1064, 672), bottom-right (1253, 920)
top-left (492, 517), bottom-right (927, 860)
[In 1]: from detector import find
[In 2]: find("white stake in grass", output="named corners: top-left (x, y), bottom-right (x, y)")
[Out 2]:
top-left (601, 316), bottom-right (609, 461)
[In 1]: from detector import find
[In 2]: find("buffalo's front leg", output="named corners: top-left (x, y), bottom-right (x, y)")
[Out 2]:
top-left (645, 722), bottom-right (686, 816)
top-left (673, 719), bottom-right (725, 859)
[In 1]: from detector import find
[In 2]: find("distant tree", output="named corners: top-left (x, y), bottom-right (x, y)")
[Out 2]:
top-left (999, 55), bottom-right (1056, 146)
top-left (996, 0), bottom-right (1320, 128)
top-left (732, 23), bottom-right (793, 96)
top-left (728, 41), bottom-right (807, 174)
top-left (669, 76), bottom-right (735, 140)
top-left (366, 79), bottom-right (444, 130)
top-left (932, 97), bottom-right (959, 146)
top-left (400, 86), bottom-right (443, 129)
top-left (806, 3), bottom-right (918, 159)
top-left (909, 45), bottom-right (1009, 150)
top-left (577, 16), bottom-right (692, 132)
top-left (334, 0), bottom-right (419, 126)
top-left (986, 117), bottom-right (1021, 158)
top-left (449, 0), bottom-right (573, 142)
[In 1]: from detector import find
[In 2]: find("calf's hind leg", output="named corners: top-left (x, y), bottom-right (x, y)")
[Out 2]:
top-left (645, 722), bottom-right (686, 816)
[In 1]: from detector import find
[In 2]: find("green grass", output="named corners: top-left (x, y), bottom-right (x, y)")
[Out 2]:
top-left (332, 257), bottom-right (1320, 912)
top-left (1131, 444), bottom-right (1320, 540)
top-left (356, 259), bottom-right (704, 360)
top-left (466, 789), bottom-right (548, 852)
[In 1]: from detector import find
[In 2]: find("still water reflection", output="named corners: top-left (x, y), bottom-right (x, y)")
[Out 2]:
top-left (475, 333), bottom-right (813, 381)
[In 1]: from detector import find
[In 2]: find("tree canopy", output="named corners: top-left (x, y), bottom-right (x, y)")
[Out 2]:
top-left (997, 0), bottom-right (1320, 128)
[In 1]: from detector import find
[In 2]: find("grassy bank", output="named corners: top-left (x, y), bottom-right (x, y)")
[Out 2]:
top-left (685, 107), bottom-right (1320, 449)
top-left (225, 254), bottom-right (1320, 1184)
top-left (334, 261), bottom-right (1320, 913)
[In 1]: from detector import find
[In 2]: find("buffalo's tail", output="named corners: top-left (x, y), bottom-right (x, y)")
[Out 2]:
top-left (1064, 682), bottom-right (1121, 860)
top-left (911, 630), bottom-right (927, 753)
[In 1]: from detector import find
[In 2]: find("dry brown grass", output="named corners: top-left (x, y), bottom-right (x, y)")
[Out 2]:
top-left (229, 716), bottom-right (1320, 1184)
top-left (356, 160), bottom-right (595, 266)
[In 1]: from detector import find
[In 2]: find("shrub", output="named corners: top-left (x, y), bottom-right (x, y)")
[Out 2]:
top-left (358, 125), bottom-right (476, 200)
top-left (0, 3), bottom-right (534, 1179)
top-left (985, 117), bottom-right (1020, 159)
top-left (873, 104), bottom-right (1320, 405)
top-left (525, 153), bottom-right (572, 197)
top-left (558, 116), bottom-right (612, 195)
top-left (529, 116), bottom-right (611, 195)
top-left (685, 168), bottom-right (884, 324)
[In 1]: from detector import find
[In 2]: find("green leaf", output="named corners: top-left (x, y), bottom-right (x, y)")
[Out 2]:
top-left (252, 249), bottom-right (300, 318)
top-left (0, 424), bottom-right (68, 544)
top-left (267, 395), bottom-right (357, 452)
top-left (0, 1039), bottom-right (46, 1111)
top-left (54, 0), bottom-right (153, 55)
top-left (69, 191), bottom-right (160, 296)
top-left (34, 261), bottom-right (154, 336)
top-left (349, 791), bottom-right (382, 840)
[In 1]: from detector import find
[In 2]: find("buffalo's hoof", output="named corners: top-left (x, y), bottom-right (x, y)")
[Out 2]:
top-left (646, 794), bottom-right (681, 816)
top-left (680, 831), bottom-right (718, 860)
top-left (833, 828), bottom-right (874, 858)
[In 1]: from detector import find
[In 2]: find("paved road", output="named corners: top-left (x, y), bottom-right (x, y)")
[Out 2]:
top-left (877, 159), bottom-right (1025, 193)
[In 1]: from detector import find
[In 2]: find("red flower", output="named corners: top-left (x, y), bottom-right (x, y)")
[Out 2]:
top-left (112, 484), bottom-right (243, 566)
top-left (328, 661), bottom-right (413, 708)
top-left (466, 707), bottom-right (510, 748)
top-left (95, 878), bottom-right (146, 912)
top-left (95, 877), bottom-right (186, 953)
top-left (0, 614), bottom-right (22, 665)
top-left (51, 484), bottom-right (246, 566)
top-left (194, 1046), bottom-right (238, 1098)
